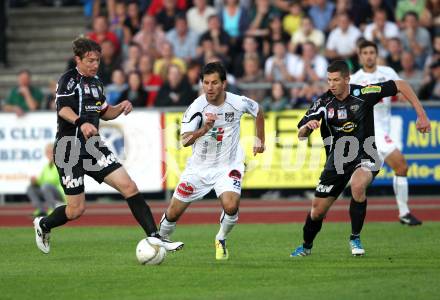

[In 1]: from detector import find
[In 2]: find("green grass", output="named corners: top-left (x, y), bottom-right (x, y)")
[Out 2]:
top-left (1, 223), bottom-right (440, 300)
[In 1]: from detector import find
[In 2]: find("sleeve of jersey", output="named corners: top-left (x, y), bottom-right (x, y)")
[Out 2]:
top-left (55, 76), bottom-right (77, 110)
top-left (297, 99), bottom-right (325, 129)
top-left (363, 80), bottom-right (398, 106)
top-left (181, 104), bottom-right (203, 134)
top-left (241, 97), bottom-right (259, 118)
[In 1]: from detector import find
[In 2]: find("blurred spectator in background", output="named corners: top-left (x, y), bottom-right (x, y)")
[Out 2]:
top-left (423, 35), bottom-right (440, 78)
top-left (282, 1), bottom-right (303, 36)
top-left (395, 0), bottom-right (426, 23)
top-left (329, 0), bottom-right (354, 30)
top-left (118, 70), bottom-right (149, 107)
top-left (262, 13), bottom-right (291, 57)
top-left (155, 64), bottom-right (196, 107)
top-left (325, 13), bottom-right (361, 69)
top-left (88, 15), bottom-right (120, 54)
top-left (139, 55), bottom-right (163, 106)
top-left (43, 79), bottom-right (57, 110)
top-left (247, 0), bottom-right (278, 39)
top-left (123, 42), bottom-right (142, 73)
top-left (232, 36), bottom-right (264, 78)
top-left (399, 51), bottom-right (424, 93)
top-left (186, 0), bottom-right (217, 35)
top-left (419, 61), bottom-right (440, 100)
top-left (196, 37), bottom-right (228, 68)
top-left (156, 0), bottom-right (183, 32)
top-left (186, 60), bottom-right (202, 93)
top-left (354, 0), bottom-right (395, 29)
top-left (3, 70), bottom-right (43, 116)
top-left (307, 0), bottom-right (335, 33)
top-left (153, 41), bottom-right (187, 79)
top-left (237, 53), bottom-right (266, 101)
top-left (399, 11), bottom-right (432, 69)
top-left (0, 0), bottom-right (7, 68)
top-left (289, 16), bottom-right (325, 54)
top-left (198, 15), bottom-right (230, 58)
top-left (262, 81), bottom-right (289, 112)
top-left (133, 15), bottom-right (166, 57)
top-left (385, 37), bottom-right (403, 73)
top-left (147, 0), bottom-right (187, 16)
top-left (420, 0), bottom-right (440, 35)
top-left (97, 39), bottom-right (121, 85)
top-left (363, 9), bottom-right (399, 58)
top-left (93, 0), bottom-right (116, 20)
top-left (106, 69), bottom-right (127, 105)
top-left (292, 41), bottom-right (328, 82)
top-left (27, 143), bottom-right (65, 217)
top-left (109, 1), bottom-right (131, 55)
top-left (265, 41), bottom-right (299, 82)
top-left (124, 1), bottom-right (141, 36)
top-left (219, 0), bottom-right (250, 50)
top-left (166, 14), bottom-right (199, 62)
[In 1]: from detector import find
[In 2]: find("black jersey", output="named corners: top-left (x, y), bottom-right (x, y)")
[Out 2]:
top-left (298, 80), bottom-right (398, 172)
top-left (55, 68), bottom-right (108, 142)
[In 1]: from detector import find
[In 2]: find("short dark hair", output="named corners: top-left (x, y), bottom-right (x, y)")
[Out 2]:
top-left (358, 40), bottom-right (378, 53)
top-left (72, 37), bottom-right (101, 59)
top-left (403, 11), bottom-right (418, 21)
top-left (327, 60), bottom-right (350, 77)
top-left (201, 62), bottom-right (227, 82)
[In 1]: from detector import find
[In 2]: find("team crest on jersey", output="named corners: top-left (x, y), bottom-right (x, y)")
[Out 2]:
top-left (225, 112), bottom-right (234, 122)
top-left (328, 108), bottom-right (334, 118)
top-left (91, 87), bottom-right (99, 98)
top-left (67, 78), bottom-right (75, 91)
top-left (337, 109), bottom-right (347, 119)
top-left (361, 85), bottom-right (381, 94)
top-left (353, 89), bottom-right (360, 96)
top-left (84, 84), bottom-right (90, 94)
top-left (350, 104), bottom-right (359, 112)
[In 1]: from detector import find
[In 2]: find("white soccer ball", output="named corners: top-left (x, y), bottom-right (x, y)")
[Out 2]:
top-left (136, 238), bottom-right (167, 265)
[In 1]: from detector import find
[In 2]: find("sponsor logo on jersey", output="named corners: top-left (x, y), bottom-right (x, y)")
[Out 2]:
top-left (334, 122), bottom-right (357, 132)
top-left (97, 153), bottom-right (118, 168)
top-left (176, 182), bottom-right (195, 197)
top-left (316, 184), bottom-right (334, 193)
top-left (350, 104), bottom-right (359, 112)
top-left (210, 127), bottom-right (224, 142)
top-left (353, 89), bottom-right (360, 96)
top-left (228, 169), bottom-right (242, 180)
top-left (225, 112), bottom-right (234, 122)
top-left (337, 109), bottom-right (347, 119)
top-left (62, 175), bottom-right (84, 189)
top-left (361, 85), bottom-right (381, 94)
top-left (328, 108), bottom-right (334, 118)
top-left (85, 101), bottom-right (103, 112)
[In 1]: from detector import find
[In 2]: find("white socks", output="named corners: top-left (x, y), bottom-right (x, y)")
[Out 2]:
top-left (393, 176), bottom-right (410, 217)
top-left (159, 213), bottom-right (176, 239)
top-left (215, 210), bottom-right (239, 241)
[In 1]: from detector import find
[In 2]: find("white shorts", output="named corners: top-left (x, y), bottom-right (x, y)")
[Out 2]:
top-left (173, 162), bottom-right (245, 203)
top-left (376, 131), bottom-right (398, 161)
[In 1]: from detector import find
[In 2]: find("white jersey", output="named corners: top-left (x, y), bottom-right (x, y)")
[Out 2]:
top-left (350, 66), bottom-right (400, 135)
top-left (181, 92), bottom-right (259, 167)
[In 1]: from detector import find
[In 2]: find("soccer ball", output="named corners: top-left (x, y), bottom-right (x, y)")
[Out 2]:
top-left (136, 238), bottom-right (167, 265)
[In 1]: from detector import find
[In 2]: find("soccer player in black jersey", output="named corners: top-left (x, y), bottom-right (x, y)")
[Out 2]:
top-left (33, 37), bottom-right (183, 254)
top-left (291, 60), bottom-right (431, 257)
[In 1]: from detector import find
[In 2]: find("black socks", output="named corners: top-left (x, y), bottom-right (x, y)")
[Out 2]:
top-left (39, 205), bottom-right (68, 233)
top-left (350, 198), bottom-right (367, 239)
top-left (303, 212), bottom-right (323, 248)
top-left (126, 193), bottom-right (159, 237)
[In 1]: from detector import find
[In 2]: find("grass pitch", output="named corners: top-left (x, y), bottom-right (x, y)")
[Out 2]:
top-left (1, 223), bottom-right (439, 300)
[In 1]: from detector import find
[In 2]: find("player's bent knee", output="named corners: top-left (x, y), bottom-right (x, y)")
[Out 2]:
top-left (120, 180), bottom-right (139, 198)
top-left (223, 203), bottom-right (239, 216)
top-left (66, 205), bottom-right (86, 220)
top-left (311, 208), bottom-right (326, 220)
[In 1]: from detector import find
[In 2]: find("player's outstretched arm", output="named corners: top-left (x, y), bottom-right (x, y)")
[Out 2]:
top-left (253, 106), bottom-right (265, 156)
top-left (100, 100), bottom-right (132, 120)
top-left (394, 80), bottom-right (431, 133)
top-left (298, 120), bottom-right (320, 140)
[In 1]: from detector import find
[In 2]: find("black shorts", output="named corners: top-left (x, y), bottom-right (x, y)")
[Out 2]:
top-left (54, 142), bottom-right (122, 195)
top-left (314, 160), bottom-right (379, 199)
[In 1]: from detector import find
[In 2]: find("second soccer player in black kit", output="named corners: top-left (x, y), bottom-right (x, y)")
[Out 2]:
top-left (33, 37), bottom-right (183, 254)
top-left (291, 61), bottom-right (431, 257)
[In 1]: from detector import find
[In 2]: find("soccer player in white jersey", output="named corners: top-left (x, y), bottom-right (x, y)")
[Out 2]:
top-left (159, 62), bottom-right (265, 260)
top-left (350, 40), bottom-right (422, 225)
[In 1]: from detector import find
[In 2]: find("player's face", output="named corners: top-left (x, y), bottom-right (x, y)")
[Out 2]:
top-left (327, 71), bottom-right (349, 98)
top-left (75, 51), bottom-right (100, 77)
top-left (202, 72), bottom-right (226, 102)
top-left (359, 46), bottom-right (377, 69)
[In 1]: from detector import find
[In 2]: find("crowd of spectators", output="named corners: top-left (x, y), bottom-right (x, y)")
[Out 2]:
top-left (2, 0), bottom-right (440, 115)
